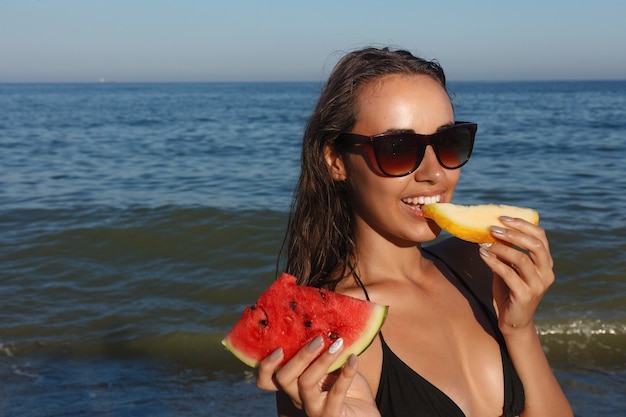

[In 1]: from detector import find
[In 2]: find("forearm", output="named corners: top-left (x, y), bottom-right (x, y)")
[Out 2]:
top-left (503, 323), bottom-right (573, 417)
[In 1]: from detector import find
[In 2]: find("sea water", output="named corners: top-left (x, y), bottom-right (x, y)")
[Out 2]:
top-left (1, 81), bottom-right (625, 416)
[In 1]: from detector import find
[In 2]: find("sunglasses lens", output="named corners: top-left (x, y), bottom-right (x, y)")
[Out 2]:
top-left (374, 135), bottom-right (425, 176)
top-left (435, 126), bottom-right (474, 169)
top-left (343, 123), bottom-right (476, 177)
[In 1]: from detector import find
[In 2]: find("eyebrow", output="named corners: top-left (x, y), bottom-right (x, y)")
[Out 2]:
top-left (436, 122), bottom-right (456, 132)
top-left (382, 122), bottom-right (455, 135)
top-left (382, 128), bottom-right (414, 135)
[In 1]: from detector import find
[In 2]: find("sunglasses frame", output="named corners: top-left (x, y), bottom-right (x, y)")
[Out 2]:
top-left (336, 121), bottom-right (477, 177)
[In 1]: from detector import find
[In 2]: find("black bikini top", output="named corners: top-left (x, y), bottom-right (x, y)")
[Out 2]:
top-left (353, 247), bottom-right (525, 417)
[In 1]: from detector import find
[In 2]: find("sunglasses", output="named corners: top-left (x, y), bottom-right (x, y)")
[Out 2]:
top-left (336, 122), bottom-right (477, 177)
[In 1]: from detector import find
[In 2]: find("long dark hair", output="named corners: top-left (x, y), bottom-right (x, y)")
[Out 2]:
top-left (280, 47), bottom-right (448, 289)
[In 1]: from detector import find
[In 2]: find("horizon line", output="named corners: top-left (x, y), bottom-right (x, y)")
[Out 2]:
top-left (1, 78), bottom-right (625, 85)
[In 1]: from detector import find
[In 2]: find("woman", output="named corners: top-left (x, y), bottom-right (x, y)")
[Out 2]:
top-left (256, 47), bottom-right (573, 417)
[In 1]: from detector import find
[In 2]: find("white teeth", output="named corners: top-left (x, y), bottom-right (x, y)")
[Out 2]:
top-left (402, 195), bottom-right (441, 205)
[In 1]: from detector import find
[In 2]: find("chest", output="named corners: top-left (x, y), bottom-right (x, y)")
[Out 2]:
top-left (380, 279), bottom-right (505, 416)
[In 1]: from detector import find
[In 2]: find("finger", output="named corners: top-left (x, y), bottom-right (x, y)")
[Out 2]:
top-left (490, 222), bottom-right (545, 262)
top-left (487, 240), bottom-right (534, 275)
top-left (324, 354), bottom-right (359, 414)
top-left (298, 337), bottom-right (346, 392)
top-left (298, 338), bottom-right (348, 416)
top-left (256, 348), bottom-right (284, 391)
top-left (274, 336), bottom-right (326, 401)
top-left (480, 245), bottom-right (528, 294)
top-left (499, 216), bottom-right (551, 259)
top-left (481, 242), bottom-right (551, 316)
top-left (489, 226), bottom-right (554, 287)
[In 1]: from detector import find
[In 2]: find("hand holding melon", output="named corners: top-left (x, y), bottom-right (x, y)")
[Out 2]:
top-left (423, 203), bottom-right (539, 243)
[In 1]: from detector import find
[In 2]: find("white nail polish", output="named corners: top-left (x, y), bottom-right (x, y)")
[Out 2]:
top-left (328, 337), bottom-right (343, 354)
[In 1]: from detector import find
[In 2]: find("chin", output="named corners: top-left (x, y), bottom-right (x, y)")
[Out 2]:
top-left (420, 225), bottom-right (442, 243)
top-left (405, 227), bottom-right (441, 245)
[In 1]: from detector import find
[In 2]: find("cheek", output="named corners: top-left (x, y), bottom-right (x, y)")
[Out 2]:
top-left (344, 146), bottom-right (384, 177)
top-left (346, 166), bottom-right (401, 210)
top-left (444, 169), bottom-right (461, 198)
top-left (450, 169), bottom-right (461, 185)
top-left (345, 163), bottom-right (385, 206)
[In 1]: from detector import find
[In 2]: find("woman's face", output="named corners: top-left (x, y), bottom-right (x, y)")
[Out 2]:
top-left (342, 74), bottom-right (460, 245)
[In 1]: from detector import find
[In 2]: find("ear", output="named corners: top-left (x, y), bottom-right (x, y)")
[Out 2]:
top-left (324, 143), bottom-right (347, 181)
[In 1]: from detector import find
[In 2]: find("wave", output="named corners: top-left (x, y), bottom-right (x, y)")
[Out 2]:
top-left (537, 319), bottom-right (626, 370)
top-left (2, 316), bottom-right (624, 376)
top-left (2, 204), bottom-right (625, 375)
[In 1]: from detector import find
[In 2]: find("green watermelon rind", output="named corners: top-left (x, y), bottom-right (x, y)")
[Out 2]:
top-left (221, 336), bottom-right (262, 369)
top-left (221, 302), bottom-right (388, 374)
top-left (327, 302), bottom-right (388, 373)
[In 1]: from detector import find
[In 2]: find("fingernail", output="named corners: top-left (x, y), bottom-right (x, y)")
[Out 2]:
top-left (491, 226), bottom-right (506, 236)
top-left (348, 354), bottom-right (357, 368)
top-left (308, 336), bottom-right (324, 351)
top-left (500, 216), bottom-right (514, 223)
top-left (269, 348), bottom-right (283, 361)
top-left (479, 247), bottom-right (490, 258)
top-left (328, 337), bottom-right (343, 354)
top-left (479, 243), bottom-right (492, 248)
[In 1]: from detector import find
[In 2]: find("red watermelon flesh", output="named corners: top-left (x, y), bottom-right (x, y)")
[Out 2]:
top-left (221, 273), bottom-right (388, 373)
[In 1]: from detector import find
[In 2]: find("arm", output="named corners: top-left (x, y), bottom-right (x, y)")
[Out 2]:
top-left (479, 217), bottom-right (573, 417)
top-left (503, 324), bottom-right (572, 416)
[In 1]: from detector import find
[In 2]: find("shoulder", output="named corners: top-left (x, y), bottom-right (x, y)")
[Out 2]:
top-left (333, 275), bottom-right (369, 300)
top-left (424, 237), bottom-right (494, 308)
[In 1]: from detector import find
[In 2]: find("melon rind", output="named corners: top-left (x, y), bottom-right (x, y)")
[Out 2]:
top-left (423, 203), bottom-right (539, 243)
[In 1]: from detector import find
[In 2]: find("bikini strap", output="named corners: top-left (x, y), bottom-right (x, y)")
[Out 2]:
top-left (352, 271), bottom-right (371, 301)
top-left (352, 271), bottom-right (389, 345)
top-left (421, 246), bottom-right (501, 338)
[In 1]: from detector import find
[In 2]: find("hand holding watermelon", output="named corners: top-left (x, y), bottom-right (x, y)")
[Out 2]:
top-left (222, 273), bottom-right (387, 417)
top-left (257, 338), bottom-right (381, 417)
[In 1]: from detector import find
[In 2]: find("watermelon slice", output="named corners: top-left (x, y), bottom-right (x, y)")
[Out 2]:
top-left (222, 273), bottom-right (388, 373)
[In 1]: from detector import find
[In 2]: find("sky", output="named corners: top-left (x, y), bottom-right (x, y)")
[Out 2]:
top-left (1, 0), bottom-right (625, 83)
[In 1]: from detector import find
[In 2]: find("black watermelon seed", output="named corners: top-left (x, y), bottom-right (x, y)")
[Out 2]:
top-left (259, 319), bottom-right (268, 327)
top-left (304, 320), bottom-right (312, 328)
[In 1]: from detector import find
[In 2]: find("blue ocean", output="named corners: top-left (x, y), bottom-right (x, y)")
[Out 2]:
top-left (1, 81), bottom-right (624, 416)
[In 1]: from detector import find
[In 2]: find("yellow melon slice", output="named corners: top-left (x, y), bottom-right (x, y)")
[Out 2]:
top-left (423, 203), bottom-right (539, 243)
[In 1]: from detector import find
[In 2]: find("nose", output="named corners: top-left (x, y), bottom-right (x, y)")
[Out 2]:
top-left (413, 145), bottom-right (444, 182)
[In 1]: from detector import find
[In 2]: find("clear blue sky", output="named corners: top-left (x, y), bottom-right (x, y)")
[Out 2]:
top-left (1, 0), bottom-right (625, 82)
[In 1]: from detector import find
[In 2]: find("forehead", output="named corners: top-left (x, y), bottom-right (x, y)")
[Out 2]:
top-left (354, 74), bottom-right (453, 133)
top-left (357, 73), bottom-right (446, 104)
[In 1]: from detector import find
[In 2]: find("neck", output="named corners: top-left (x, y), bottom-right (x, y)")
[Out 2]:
top-left (352, 239), bottom-right (433, 286)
